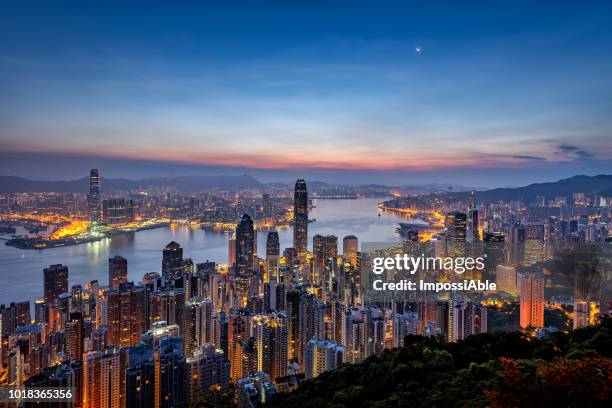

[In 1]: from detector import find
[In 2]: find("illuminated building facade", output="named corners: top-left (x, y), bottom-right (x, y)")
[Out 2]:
top-left (293, 179), bottom-right (308, 260)
top-left (109, 255), bottom-right (128, 290)
top-left (88, 168), bottom-right (101, 224)
top-left (519, 274), bottom-right (545, 329)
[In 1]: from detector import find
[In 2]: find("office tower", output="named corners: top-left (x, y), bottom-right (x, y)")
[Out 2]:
top-left (342, 235), bottom-right (359, 266)
top-left (393, 312), bottom-right (420, 347)
top-left (445, 211), bottom-right (467, 257)
top-left (186, 344), bottom-right (231, 401)
top-left (451, 301), bottom-right (487, 342)
top-left (496, 264), bottom-right (518, 296)
top-left (305, 337), bottom-right (344, 379)
top-left (236, 214), bottom-right (255, 272)
top-left (483, 232), bottom-right (505, 279)
top-left (293, 179), bottom-right (308, 260)
top-left (88, 168), bottom-right (101, 224)
top-left (466, 192), bottom-right (479, 242)
top-left (65, 311), bottom-right (84, 361)
top-left (43, 264), bottom-right (69, 304)
top-left (83, 348), bottom-right (128, 408)
top-left (229, 234), bottom-right (237, 267)
top-left (446, 211), bottom-right (467, 242)
top-left (519, 274), bottom-right (545, 329)
top-left (184, 297), bottom-right (214, 357)
top-left (102, 198), bottom-right (135, 225)
top-left (266, 230), bottom-right (280, 279)
top-left (236, 214), bottom-right (255, 302)
top-left (148, 288), bottom-right (186, 336)
top-left (108, 255), bottom-right (128, 290)
top-left (162, 241), bottom-right (184, 281)
top-left (264, 277), bottom-right (286, 313)
top-left (252, 312), bottom-right (288, 382)
top-left (313, 234), bottom-right (338, 271)
top-left (262, 193), bottom-right (273, 220)
top-left (523, 222), bottom-right (546, 266)
top-left (107, 282), bottom-right (146, 347)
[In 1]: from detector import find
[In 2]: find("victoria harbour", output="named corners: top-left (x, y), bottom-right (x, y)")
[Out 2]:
top-left (0, 198), bottom-right (402, 303)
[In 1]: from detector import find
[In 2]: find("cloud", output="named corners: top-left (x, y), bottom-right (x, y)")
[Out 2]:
top-left (556, 145), bottom-right (594, 160)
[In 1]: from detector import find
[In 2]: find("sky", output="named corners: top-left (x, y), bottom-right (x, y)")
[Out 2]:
top-left (0, 1), bottom-right (611, 187)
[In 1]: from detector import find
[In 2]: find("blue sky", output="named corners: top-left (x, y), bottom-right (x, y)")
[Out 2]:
top-left (0, 1), bottom-right (611, 186)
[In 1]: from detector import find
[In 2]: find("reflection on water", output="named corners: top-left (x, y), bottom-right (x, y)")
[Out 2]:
top-left (0, 198), bottom-right (403, 303)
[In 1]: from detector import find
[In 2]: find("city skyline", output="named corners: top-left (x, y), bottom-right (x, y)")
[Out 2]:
top-left (1, 2), bottom-right (612, 186)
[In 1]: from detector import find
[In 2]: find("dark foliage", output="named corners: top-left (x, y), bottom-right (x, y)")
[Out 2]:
top-left (267, 317), bottom-right (612, 408)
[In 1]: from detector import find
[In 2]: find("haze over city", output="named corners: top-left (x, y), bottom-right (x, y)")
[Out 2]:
top-left (1, 2), bottom-right (612, 186)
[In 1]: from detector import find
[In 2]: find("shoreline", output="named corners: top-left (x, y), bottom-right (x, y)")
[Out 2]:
top-left (4, 221), bottom-right (170, 250)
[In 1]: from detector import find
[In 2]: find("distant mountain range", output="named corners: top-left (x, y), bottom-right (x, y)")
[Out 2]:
top-left (0, 174), bottom-right (263, 193)
top-left (0, 174), bottom-right (610, 202)
top-left (446, 174), bottom-right (612, 203)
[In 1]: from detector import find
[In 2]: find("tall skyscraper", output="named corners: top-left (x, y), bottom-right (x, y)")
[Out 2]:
top-left (236, 214), bottom-right (255, 302)
top-left (266, 230), bottom-right (280, 279)
top-left (83, 348), bottom-right (128, 408)
top-left (519, 274), bottom-right (545, 329)
top-left (252, 312), bottom-right (288, 383)
top-left (107, 282), bottom-right (146, 347)
top-left (88, 168), bottom-right (101, 224)
top-left (236, 214), bottom-right (255, 273)
top-left (65, 311), bottom-right (84, 361)
top-left (109, 255), bottom-right (128, 290)
top-left (312, 235), bottom-right (338, 271)
top-left (162, 241), bottom-right (184, 281)
top-left (293, 179), bottom-right (308, 260)
top-left (342, 235), bottom-right (359, 266)
top-left (466, 192), bottom-right (479, 242)
top-left (43, 264), bottom-right (69, 304)
top-left (446, 211), bottom-right (467, 242)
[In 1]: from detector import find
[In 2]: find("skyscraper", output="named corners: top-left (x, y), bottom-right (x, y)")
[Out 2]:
top-left (65, 311), bottom-right (84, 361)
top-left (519, 274), bottom-right (545, 329)
top-left (162, 241), bottom-right (184, 281)
top-left (236, 214), bottom-right (255, 273)
top-left (266, 230), bottom-right (280, 279)
top-left (252, 312), bottom-right (288, 383)
top-left (107, 282), bottom-right (146, 347)
top-left (88, 168), bottom-right (101, 224)
top-left (109, 255), bottom-right (128, 290)
top-left (445, 211), bottom-right (467, 242)
top-left (293, 179), bottom-right (308, 260)
top-left (466, 192), bottom-right (479, 242)
top-left (43, 264), bottom-right (69, 304)
top-left (236, 214), bottom-right (255, 302)
top-left (342, 235), bottom-right (359, 266)
top-left (305, 337), bottom-right (344, 380)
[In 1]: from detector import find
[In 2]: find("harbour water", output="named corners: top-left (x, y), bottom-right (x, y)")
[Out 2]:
top-left (0, 198), bottom-right (405, 304)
